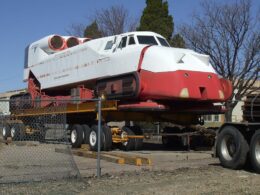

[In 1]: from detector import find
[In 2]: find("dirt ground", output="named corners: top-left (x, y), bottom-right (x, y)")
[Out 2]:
top-left (0, 142), bottom-right (259, 195)
top-left (1, 165), bottom-right (259, 194)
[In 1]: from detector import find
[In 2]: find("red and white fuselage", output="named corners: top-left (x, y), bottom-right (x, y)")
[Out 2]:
top-left (24, 31), bottom-right (232, 102)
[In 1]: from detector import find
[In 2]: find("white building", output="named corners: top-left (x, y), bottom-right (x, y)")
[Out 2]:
top-left (204, 80), bottom-right (260, 126)
top-left (0, 89), bottom-right (26, 115)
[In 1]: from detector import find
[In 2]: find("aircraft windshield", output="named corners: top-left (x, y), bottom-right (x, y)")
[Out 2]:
top-left (137, 36), bottom-right (158, 45)
top-left (157, 37), bottom-right (170, 47)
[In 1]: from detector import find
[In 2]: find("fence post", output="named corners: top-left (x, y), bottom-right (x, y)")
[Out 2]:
top-left (97, 97), bottom-right (102, 179)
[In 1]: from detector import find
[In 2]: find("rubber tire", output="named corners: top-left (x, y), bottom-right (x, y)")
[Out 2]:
top-left (82, 124), bottom-right (91, 144)
top-left (249, 130), bottom-right (260, 173)
top-left (216, 126), bottom-right (249, 170)
top-left (38, 125), bottom-right (46, 142)
top-left (121, 126), bottom-right (135, 151)
top-left (129, 126), bottom-right (143, 150)
top-left (103, 125), bottom-right (112, 151)
top-left (70, 124), bottom-right (84, 148)
top-left (10, 124), bottom-right (20, 141)
top-left (2, 124), bottom-right (11, 140)
top-left (10, 123), bottom-right (25, 141)
top-left (32, 123), bottom-right (46, 142)
top-left (89, 125), bottom-right (104, 151)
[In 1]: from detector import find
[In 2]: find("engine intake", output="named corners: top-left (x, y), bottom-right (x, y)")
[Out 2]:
top-left (65, 37), bottom-right (80, 48)
top-left (49, 35), bottom-right (65, 50)
top-left (31, 35), bottom-right (66, 54)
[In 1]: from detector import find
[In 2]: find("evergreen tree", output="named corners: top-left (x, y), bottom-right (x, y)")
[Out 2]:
top-left (137, 0), bottom-right (173, 42)
top-left (84, 21), bottom-right (103, 39)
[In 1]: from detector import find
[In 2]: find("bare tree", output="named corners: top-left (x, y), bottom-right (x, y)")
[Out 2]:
top-left (180, 0), bottom-right (260, 121)
top-left (66, 5), bottom-right (138, 37)
top-left (66, 23), bottom-right (86, 37)
top-left (95, 5), bottom-right (138, 36)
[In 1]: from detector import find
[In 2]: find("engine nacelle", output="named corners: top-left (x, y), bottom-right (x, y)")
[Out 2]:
top-left (78, 37), bottom-right (91, 43)
top-left (62, 36), bottom-right (81, 48)
top-left (33, 35), bottom-right (66, 53)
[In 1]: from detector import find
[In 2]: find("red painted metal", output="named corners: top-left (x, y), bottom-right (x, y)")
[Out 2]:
top-left (76, 85), bottom-right (94, 99)
top-left (137, 46), bottom-right (152, 72)
top-left (138, 69), bottom-right (232, 101)
top-left (28, 78), bottom-right (41, 101)
top-left (118, 101), bottom-right (168, 111)
top-left (28, 76), bottom-right (93, 108)
top-left (219, 78), bottom-right (233, 100)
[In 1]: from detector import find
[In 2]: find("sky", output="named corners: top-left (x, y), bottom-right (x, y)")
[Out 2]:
top-left (0, 0), bottom-right (259, 93)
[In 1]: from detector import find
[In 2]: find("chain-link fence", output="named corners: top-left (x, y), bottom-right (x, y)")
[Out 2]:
top-left (0, 93), bottom-right (258, 186)
top-left (0, 99), bottom-right (80, 184)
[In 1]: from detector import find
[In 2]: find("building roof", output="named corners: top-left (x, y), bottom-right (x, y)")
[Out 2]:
top-left (0, 89), bottom-right (27, 99)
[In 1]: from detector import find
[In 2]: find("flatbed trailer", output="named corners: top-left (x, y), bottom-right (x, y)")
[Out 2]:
top-left (2, 98), bottom-right (221, 151)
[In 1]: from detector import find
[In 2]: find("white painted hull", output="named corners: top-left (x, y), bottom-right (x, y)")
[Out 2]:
top-left (24, 31), bottom-right (232, 101)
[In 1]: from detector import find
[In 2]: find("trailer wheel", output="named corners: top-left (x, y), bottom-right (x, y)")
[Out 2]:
top-left (103, 125), bottom-right (112, 151)
top-left (38, 125), bottom-right (47, 142)
top-left (121, 126), bottom-right (135, 151)
top-left (130, 126), bottom-right (143, 150)
top-left (89, 125), bottom-right (104, 151)
top-left (216, 126), bottom-right (249, 169)
top-left (10, 124), bottom-right (25, 141)
top-left (250, 130), bottom-right (260, 173)
top-left (82, 124), bottom-right (91, 144)
top-left (70, 124), bottom-right (84, 148)
top-left (31, 123), bottom-right (46, 142)
top-left (2, 124), bottom-right (10, 140)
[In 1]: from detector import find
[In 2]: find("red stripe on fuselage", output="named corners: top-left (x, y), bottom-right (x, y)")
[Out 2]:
top-left (137, 46), bottom-right (152, 72)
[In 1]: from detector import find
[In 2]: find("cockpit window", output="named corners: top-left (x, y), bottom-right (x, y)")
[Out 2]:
top-left (104, 40), bottom-right (113, 50)
top-left (118, 36), bottom-right (127, 48)
top-left (157, 37), bottom-right (170, 47)
top-left (128, 36), bottom-right (135, 45)
top-left (137, 36), bottom-right (158, 45)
